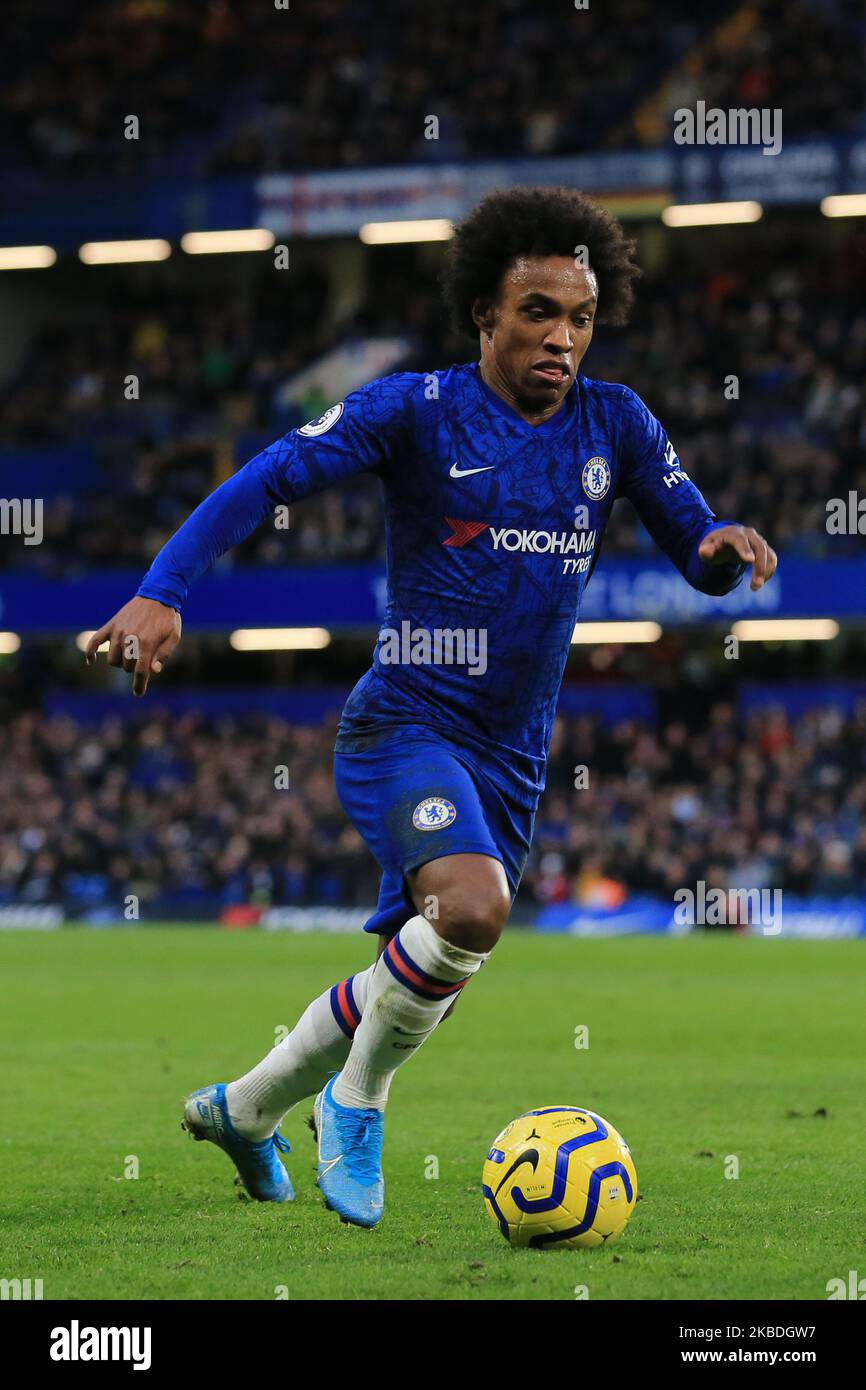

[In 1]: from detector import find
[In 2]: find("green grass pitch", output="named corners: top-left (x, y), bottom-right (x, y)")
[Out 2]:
top-left (2, 926), bottom-right (863, 1300)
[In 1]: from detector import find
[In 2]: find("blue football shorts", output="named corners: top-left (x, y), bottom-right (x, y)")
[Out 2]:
top-left (333, 725), bottom-right (537, 938)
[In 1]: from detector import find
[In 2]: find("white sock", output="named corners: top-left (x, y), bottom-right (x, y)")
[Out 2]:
top-left (332, 915), bottom-right (488, 1111)
top-left (226, 965), bottom-right (374, 1140)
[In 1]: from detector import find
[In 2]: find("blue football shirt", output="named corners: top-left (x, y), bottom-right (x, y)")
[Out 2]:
top-left (138, 362), bottom-right (745, 805)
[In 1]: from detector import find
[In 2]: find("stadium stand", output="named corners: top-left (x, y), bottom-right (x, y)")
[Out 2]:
top-left (3, 699), bottom-right (866, 918)
top-left (2, 241), bottom-right (865, 574)
top-left (3, 1), bottom-right (864, 175)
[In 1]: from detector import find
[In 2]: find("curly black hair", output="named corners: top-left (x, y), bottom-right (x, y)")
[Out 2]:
top-left (441, 186), bottom-right (641, 338)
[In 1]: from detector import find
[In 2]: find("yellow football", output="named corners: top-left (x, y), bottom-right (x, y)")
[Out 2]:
top-left (482, 1105), bottom-right (638, 1249)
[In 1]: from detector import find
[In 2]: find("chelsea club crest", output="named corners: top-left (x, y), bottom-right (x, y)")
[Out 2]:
top-left (582, 456), bottom-right (611, 500)
top-left (412, 798), bottom-right (457, 831)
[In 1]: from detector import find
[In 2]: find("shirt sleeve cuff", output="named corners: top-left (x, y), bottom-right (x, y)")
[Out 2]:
top-left (136, 581), bottom-right (185, 613)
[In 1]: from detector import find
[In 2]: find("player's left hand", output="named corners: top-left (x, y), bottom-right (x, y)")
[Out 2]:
top-left (698, 525), bottom-right (777, 592)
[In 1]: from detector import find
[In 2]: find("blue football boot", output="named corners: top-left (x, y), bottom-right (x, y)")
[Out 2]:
top-left (312, 1074), bottom-right (384, 1228)
top-left (182, 1082), bottom-right (294, 1202)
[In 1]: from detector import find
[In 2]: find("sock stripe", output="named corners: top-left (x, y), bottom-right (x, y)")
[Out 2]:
top-left (330, 975), bottom-right (361, 1038)
top-left (343, 973), bottom-right (360, 1023)
top-left (383, 933), bottom-right (469, 1001)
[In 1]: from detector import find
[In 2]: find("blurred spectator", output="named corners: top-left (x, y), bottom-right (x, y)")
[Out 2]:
top-left (2, 1), bottom-right (862, 177)
top-left (2, 252), bottom-right (865, 574)
top-left (0, 0), bottom-right (708, 177)
top-left (4, 700), bottom-right (866, 915)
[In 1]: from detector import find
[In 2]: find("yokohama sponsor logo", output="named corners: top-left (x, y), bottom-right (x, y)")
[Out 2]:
top-left (442, 518), bottom-right (489, 547)
top-left (490, 526), bottom-right (597, 554)
top-left (442, 519), bottom-right (597, 555)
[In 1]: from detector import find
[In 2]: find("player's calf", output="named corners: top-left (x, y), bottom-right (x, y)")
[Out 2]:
top-left (224, 965), bottom-right (375, 1140)
top-left (316, 911), bottom-right (489, 1225)
top-left (314, 858), bottom-right (507, 1224)
top-left (332, 909), bottom-right (489, 1117)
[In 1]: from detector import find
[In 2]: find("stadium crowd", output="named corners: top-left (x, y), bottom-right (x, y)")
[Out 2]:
top-left (3, 701), bottom-right (866, 919)
top-left (2, 0), bottom-right (863, 175)
top-left (3, 240), bottom-right (864, 574)
top-left (652, 0), bottom-right (866, 144)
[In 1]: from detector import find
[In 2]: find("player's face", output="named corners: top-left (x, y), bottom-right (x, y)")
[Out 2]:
top-left (476, 256), bottom-right (598, 412)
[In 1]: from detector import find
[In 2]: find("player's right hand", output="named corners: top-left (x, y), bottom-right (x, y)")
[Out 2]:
top-left (84, 596), bottom-right (182, 697)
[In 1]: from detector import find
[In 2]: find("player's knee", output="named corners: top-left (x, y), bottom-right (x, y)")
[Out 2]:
top-left (437, 886), bottom-right (510, 954)
top-left (411, 853), bottom-right (511, 953)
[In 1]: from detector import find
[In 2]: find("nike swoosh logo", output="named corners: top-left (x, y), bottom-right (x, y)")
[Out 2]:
top-left (450, 461), bottom-right (496, 478)
top-left (494, 1147), bottom-right (540, 1199)
top-left (320, 1155), bottom-right (343, 1176)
